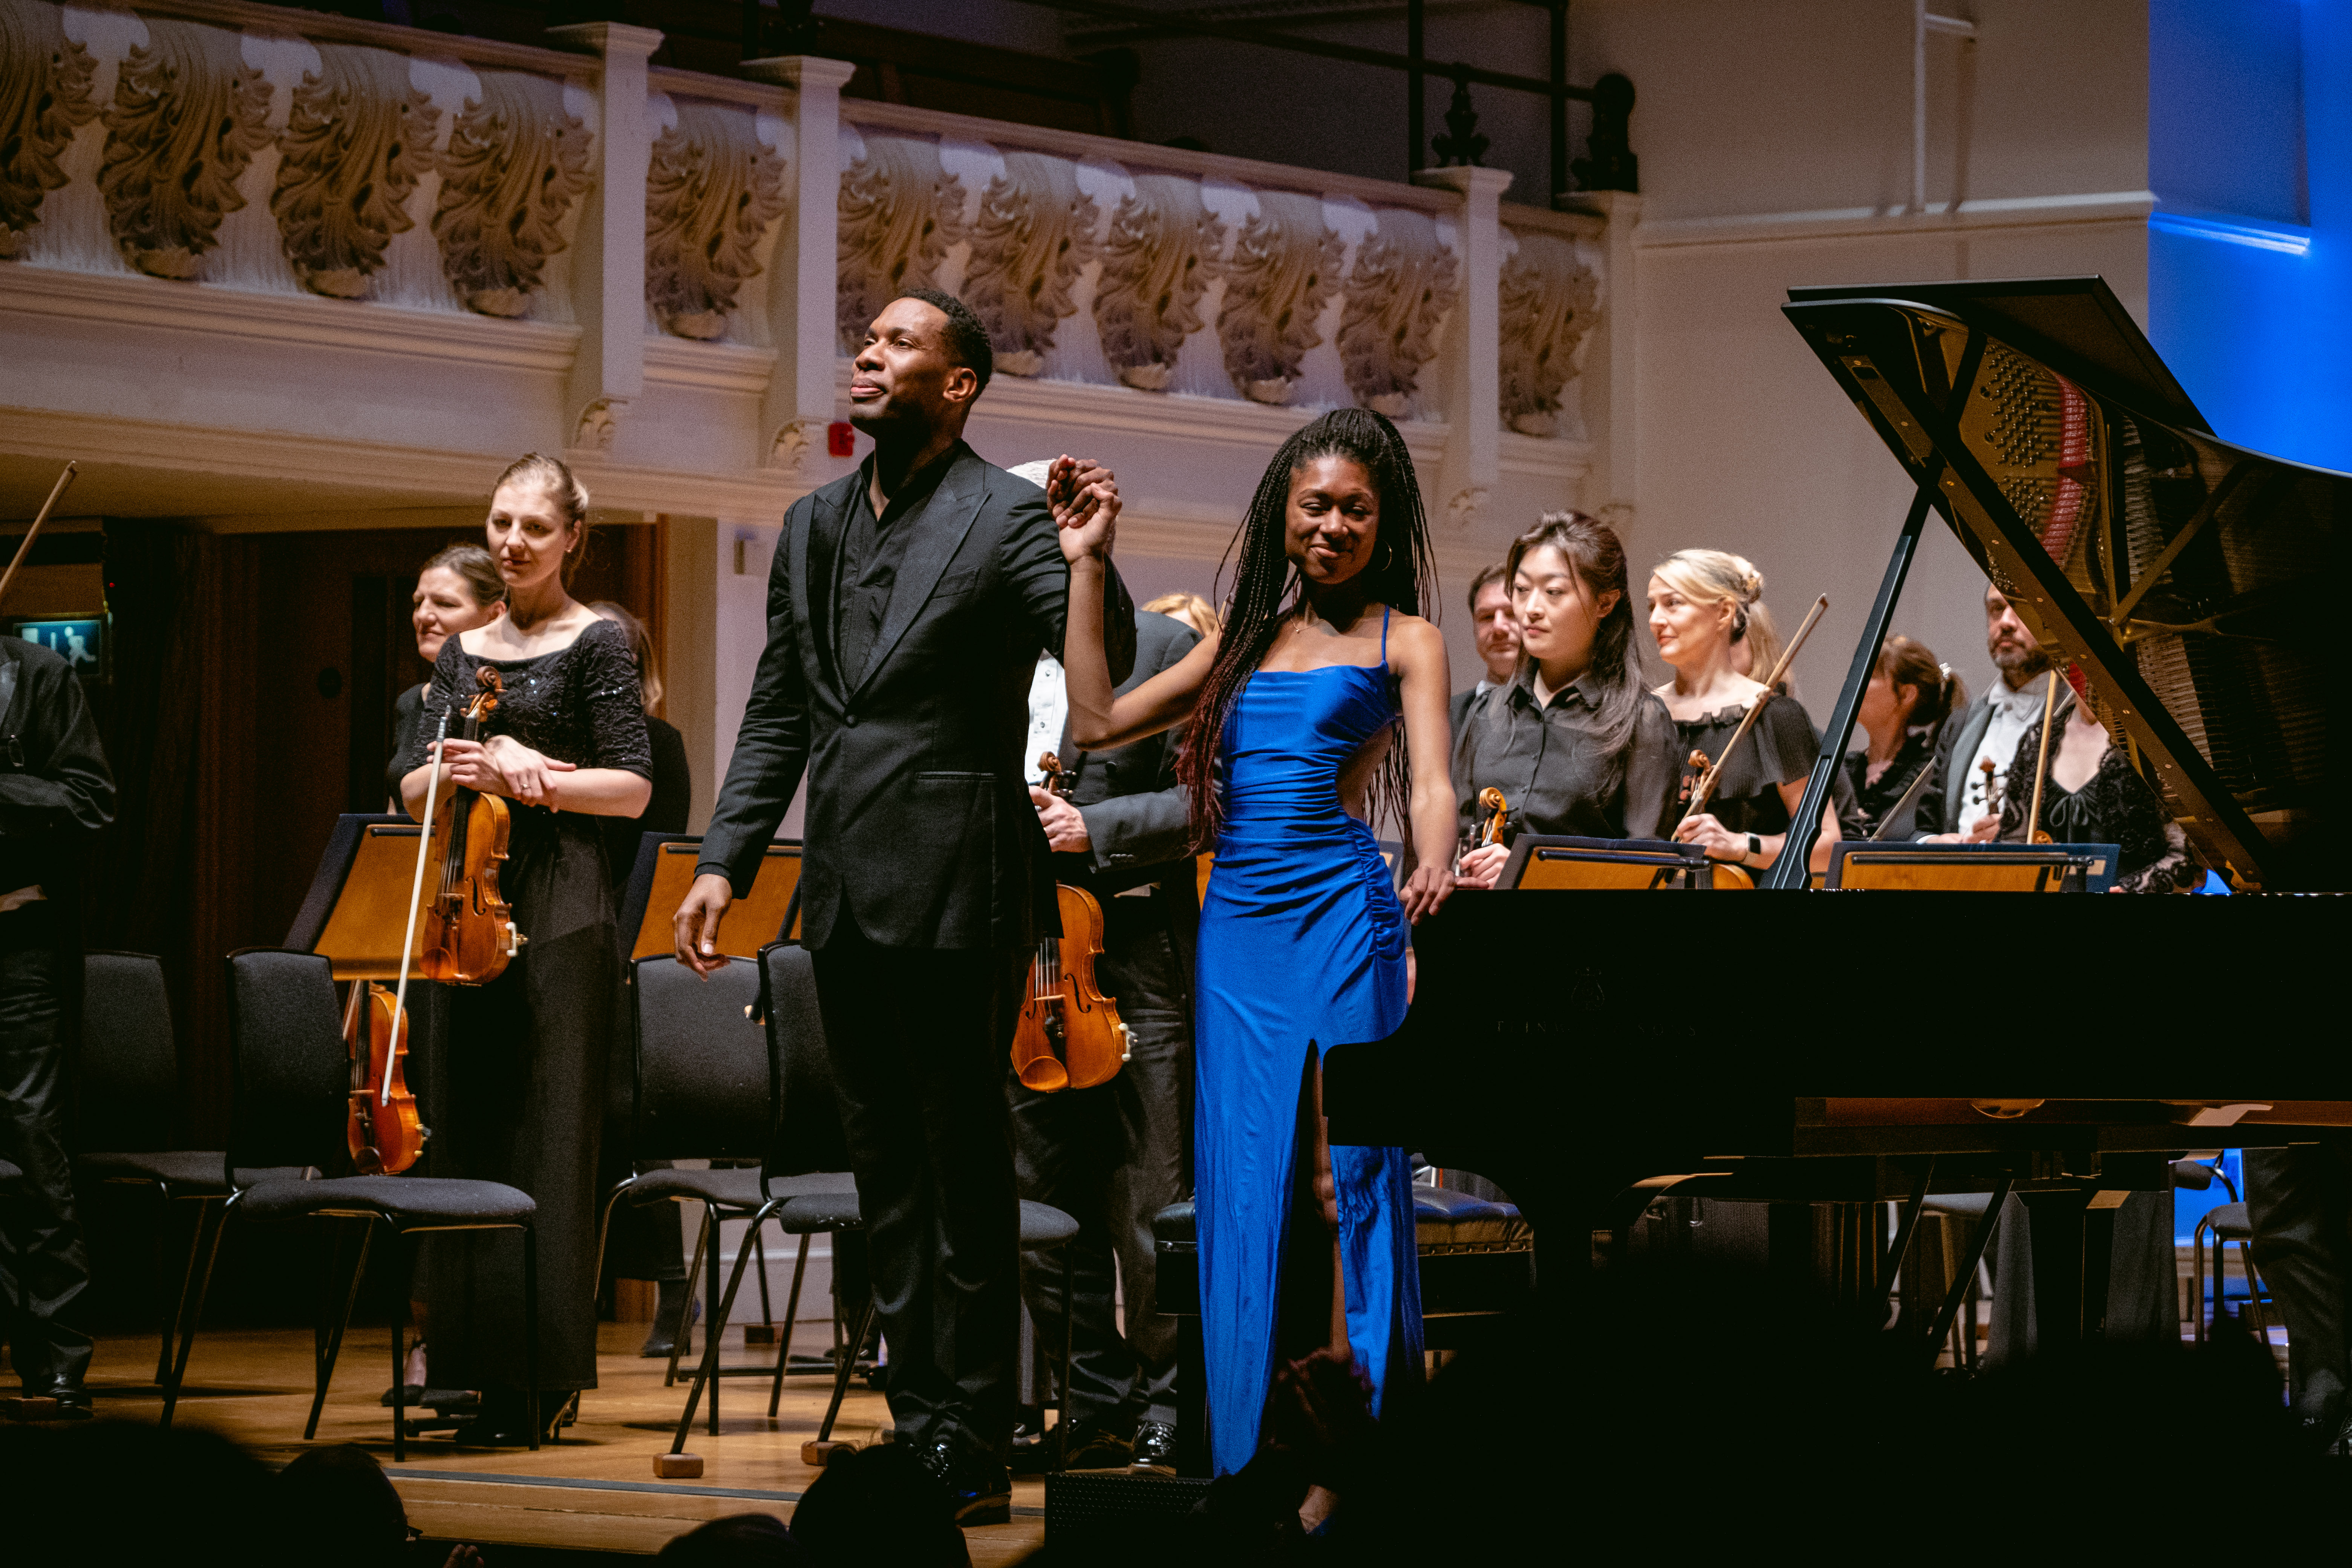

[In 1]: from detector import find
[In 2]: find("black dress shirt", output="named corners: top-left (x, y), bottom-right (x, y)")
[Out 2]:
top-left (1452, 670), bottom-right (1680, 845)
top-left (836, 449), bottom-right (956, 686)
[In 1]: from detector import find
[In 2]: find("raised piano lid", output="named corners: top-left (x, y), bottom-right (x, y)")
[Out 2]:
top-left (1782, 276), bottom-right (2347, 891)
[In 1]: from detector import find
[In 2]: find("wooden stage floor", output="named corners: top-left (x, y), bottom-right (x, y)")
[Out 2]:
top-left (83, 1318), bottom-right (1048, 1561)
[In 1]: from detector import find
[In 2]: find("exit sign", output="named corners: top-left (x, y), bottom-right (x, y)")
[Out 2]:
top-left (15, 618), bottom-right (104, 677)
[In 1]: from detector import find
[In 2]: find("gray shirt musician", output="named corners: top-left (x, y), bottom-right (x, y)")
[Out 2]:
top-left (674, 290), bottom-right (1135, 1526)
top-left (1011, 585), bottom-right (1200, 1475)
top-left (0, 634), bottom-right (116, 1418)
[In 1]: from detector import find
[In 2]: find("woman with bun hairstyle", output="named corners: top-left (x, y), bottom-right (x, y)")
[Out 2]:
top-left (1647, 548), bottom-right (1843, 876)
top-left (392, 454), bottom-right (652, 1443)
top-left (1843, 633), bottom-right (1965, 841)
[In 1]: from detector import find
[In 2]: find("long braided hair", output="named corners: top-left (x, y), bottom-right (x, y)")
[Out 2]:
top-left (1176, 407), bottom-right (1438, 850)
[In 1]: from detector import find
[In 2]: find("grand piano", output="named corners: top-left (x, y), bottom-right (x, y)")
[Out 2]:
top-left (1326, 276), bottom-right (2350, 1346)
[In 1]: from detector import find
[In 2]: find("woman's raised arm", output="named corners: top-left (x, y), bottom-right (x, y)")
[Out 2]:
top-left (1056, 469), bottom-right (1217, 749)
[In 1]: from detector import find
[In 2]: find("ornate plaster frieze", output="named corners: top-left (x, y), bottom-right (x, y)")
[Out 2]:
top-left (1497, 229), bottom-right (1599, 438)
top-left (1217, 190), bottom-right (1340, 406)
top-left (270, 44), bottom-right (438, 300)
top-left (1092, 173), bottom-right (1220, 393)
top-left (98, 18), bottom-right (272, 279)
top-left (0, 0), bottom-right (98, 260)
top-left (1337, 210), bottom-right (1457, 418)
top-left (645, 100), bottom-right (787, 341)
top-left (835, 133), bottom-right (962, 353)
top-left (432, 68), bottom-right (593, 318)
top-left (960, 150), bottom-right (1097, 377)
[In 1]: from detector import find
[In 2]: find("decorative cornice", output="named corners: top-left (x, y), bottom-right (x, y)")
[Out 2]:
top-left (100, 0), bottom-right (600, 78)
top-left (1632, 190), bottom-right (2158, 251)
top-left (0, 403), bottom-right (798, 521)
top-left (643, 335), bottom-right (778, 393)
top-left (0, 261), bottom-right (580, 370)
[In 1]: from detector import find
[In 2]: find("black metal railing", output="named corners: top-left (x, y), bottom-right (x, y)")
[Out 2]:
top-left (750, 0), bottom-right (1635, 202)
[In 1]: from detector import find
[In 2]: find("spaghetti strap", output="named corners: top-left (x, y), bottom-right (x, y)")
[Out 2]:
top-left (1379, 605), bottom-right (1390, 662)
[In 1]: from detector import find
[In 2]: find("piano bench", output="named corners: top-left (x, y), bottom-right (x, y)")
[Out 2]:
top-left (1152, 1190), bottom-right (1536, 1344)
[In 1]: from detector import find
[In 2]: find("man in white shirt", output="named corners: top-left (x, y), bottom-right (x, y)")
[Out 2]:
top-left (1449, 564), bottom-right (1521, 740)
top-left (1916, 583), bottom-right (2053, 839)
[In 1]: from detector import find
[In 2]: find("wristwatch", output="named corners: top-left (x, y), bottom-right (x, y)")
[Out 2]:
top-left (1746, 833), bottom-right (1762, 863)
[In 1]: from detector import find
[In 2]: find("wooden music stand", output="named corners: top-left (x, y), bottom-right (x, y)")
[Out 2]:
top-left (1826, 841), bottom-right (2120, 893)
top-left (617, 835), bottom-right (803, 963)
top-left (1500, 836), bottom-right (1723, 891)
top-left (285, 814), bottom-right (430, 980)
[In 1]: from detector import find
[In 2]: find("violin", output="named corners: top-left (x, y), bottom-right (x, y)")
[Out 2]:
top-left (1673, 594), bottom-right (1827, 893)
top-left (1476, 786), bottom-right (1508, 848)
top-left (343, 979), bottom-right (423, 1175)
top-left (418, 666), bottom-right (524, 984)
top-left (1010, 752), bottom-right (1132, 1094)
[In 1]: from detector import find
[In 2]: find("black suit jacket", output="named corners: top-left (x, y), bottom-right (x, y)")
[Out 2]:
top-left (1055, 611), bottom-right (1200, 897)
top-left (1914, 692), bottom-right (1997, 839)
top-left (700, 443), bottom-right (1135, 950)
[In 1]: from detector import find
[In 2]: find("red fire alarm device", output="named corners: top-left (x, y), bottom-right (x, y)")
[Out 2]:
top-left (827, 421), bottom-right (855, 458)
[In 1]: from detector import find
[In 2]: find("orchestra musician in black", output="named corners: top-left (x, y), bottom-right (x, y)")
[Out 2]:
top-left (1916, 583), bottom-right (2053, 841)
top-left (1840, 634), bottom-right (1963, 841)
top-left (1008, 458), bottom-right (1199, 1470)
top-left (1448, 562), bottom-right (1521, 741)
top-left (0, 630), bottom-right (114, 1419)
top-left (386, 545), bottom-right (506, 805)
top-left (394, 454), bottom-right (653, 1443)
top-left (1452, 512), bottom-right (1677, 890)
top-left (1647, 548), bottom-right (1844, 874)
top-left (673, 290), bottom-right (1135, 1524)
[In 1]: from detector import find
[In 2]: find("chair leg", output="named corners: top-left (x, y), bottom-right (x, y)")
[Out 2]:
top-left (390, 1228), bottom-right (411, 1464)
top-left (669, 1202), bottom-right (776, 1456)
top-left (754, 1225), bottom-right (773, 1328)
top-left (815, 1291), bottom-right (879, 1445)
top-left (706, 1207), bottom-right (725, 1436)
top-left (523, 1223), bottom-right (541, 1452)
top-left (668, 1205), bottom-right (711, 1388)
top-left (589, 1177), bottom-right (636, 1308)
top-left (161, 1196), bottom-right (233, 1427)
top-left (158, 1192), bottom-right (207, 1387)
top-left (768, 1231), bottom-right (813, 1419)
top-left (2192, 1219), bottom-right (2210, 1343)
top-left (307, 1220), bottom-right (374, 1441)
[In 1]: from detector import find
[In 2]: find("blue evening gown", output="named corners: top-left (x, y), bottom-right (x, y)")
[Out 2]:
top-left (1193, 608), bottom-right (1424, 1476)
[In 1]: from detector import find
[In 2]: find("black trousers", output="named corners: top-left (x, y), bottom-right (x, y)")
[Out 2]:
top-left (810, 930), bottom-right (1030, 1464)
top-left (1008, 893), bottom-right (1191, 1432)
top-left (0, 906), bottom-right (86, 1389)
top-left (2246, 1142), bottom-right (2352, 1425)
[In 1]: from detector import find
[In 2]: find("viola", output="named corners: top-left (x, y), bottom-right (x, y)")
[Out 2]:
top-left (418, 665), bottom-right (524, 984)
top-left (343, 979), bottom-right (424, 1175)
top-left (1010, 751), bottom-right (1132, 1093)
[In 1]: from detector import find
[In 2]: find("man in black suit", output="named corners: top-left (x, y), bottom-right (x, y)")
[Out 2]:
top-left (675, 290), bottom-right (1134, 1523)
top-left (1449, 562), bottom-right (1520, 739)
top-left (1914, 582), bottom-right (2053, 839)
top-left (1011, 591), bottom-right (1200, 1475)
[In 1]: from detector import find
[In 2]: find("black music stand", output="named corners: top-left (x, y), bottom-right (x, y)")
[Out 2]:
top-left (285, 814), bottom-right (428, 980)
top-left (1825, 840), bottom-right (2121, 893)
top-left (616, 835), bottom-right (804, 964)
top-left (1499, 835), bottom-right (1723, 890)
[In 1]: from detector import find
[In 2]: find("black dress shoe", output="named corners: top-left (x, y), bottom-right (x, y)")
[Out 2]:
top-left (1130, 1419), bottom-right (1178, 1474)
top-left (919, 1438), bottom-right (1012, 1527)
top-left (1058, 1422), bottom-right (1135, 1471)
top-left (640, 1279), bottom-right (697, 1358)
top-left (15, 1379), bottom-right (92, 1421)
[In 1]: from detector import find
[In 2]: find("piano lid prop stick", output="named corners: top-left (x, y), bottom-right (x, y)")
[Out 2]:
top-left (1679, 593), bottom-right (1829, 825)
top-left (2024, 665), bottom-right (2061, 844)
top-left (0, 461), bottom-right (77, 611)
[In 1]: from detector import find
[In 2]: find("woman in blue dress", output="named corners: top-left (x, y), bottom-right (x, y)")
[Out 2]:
top-left (1052, 408), bottom-right (1457, 1481)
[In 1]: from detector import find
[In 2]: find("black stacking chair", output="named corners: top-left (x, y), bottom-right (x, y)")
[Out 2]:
top-left (74, 951), bottom-right (310, 1387)
top-left (596, 952), bottom-right (856, 1440)
top-left (160, 949), bottom-right (539, 1459)
top-left (663, 943), bottom-right (1078, 1470)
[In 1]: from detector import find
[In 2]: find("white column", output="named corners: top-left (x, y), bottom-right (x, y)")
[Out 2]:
top-left (743, 55), bottom-right (858, 471)
top-left (1578, 189), bottom-right (1642, 521)
top-left (547, 21), bottom-right (663, 452)
top-left (1415, 166), bottom-right (1513, 529)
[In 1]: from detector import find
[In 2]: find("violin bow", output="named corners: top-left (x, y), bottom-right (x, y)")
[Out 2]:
top-left (385, 707), bottom-right (451, 1105)
top-left (1, 462), bottom-right (78, 612)
top-left (2024, 666), bottom-right (2062, 844)
top-left (1679, 593), bottom-right (1828, 825)
top-left (1869, 753), bottom-right (1943, 841)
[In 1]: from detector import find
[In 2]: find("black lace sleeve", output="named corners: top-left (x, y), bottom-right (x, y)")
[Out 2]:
top-left (576, 618), bottom-right (653, 780)
top-left (392, 640), bottom-right (469, 780)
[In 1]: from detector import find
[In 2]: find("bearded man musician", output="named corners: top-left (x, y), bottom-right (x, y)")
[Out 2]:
top-left (1916, 582), bottom-right (2054, 841)
top-left (675, 290), bottom-right (1136, 1525)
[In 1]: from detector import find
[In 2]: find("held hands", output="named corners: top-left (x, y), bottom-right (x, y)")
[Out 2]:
top-left (672, 871), bottom-right (735, 978)
top-left (1672, 812), bottom-right (1745, 861)
top-left (1049, 453), bottom-right (1119, 564)
top-left (432, 736), bottom-right (576, 805)
top-left (1454, 842), bottom-right (1509, 890)
top-left (1399, 861), bottom-right (1453, 924)
top-left (1030, 786), bottom-right (1092, 854)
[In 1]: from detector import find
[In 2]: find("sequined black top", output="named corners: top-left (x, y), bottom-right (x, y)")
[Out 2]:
top-left (392, 617), bottom-right (652, 786)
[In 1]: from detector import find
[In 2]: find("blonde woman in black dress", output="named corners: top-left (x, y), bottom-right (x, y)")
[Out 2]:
top-left (1647, 549), bottom-right (1842, 876)
top-left (394, 455), bottom-right (651, 1443)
